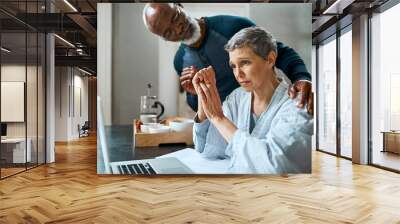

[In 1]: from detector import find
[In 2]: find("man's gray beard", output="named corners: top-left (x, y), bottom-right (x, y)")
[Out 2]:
top-left (182, 17), bottom-right (201, 46)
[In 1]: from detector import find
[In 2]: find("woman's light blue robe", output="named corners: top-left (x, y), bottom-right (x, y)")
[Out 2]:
top-left (193, 79), bottom-right (313, 174)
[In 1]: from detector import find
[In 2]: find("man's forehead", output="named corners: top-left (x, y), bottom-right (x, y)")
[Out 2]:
top-left (147, 4), bottom-right (174, 18)
top-left (146, 5), bottom-right (173, 31)
top-left (146, 6), bottom-right (158, 17)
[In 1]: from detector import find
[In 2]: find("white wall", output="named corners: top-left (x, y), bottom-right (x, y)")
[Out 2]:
top-left (111, 3), bottom-right (159, 125)
top-left (158, 40), bottom-right (180, 118)
top-left (55, 67), bottom-right (89, 141)
top-left (97, 3), bottom-right (113, 126)
top-left (249, 3), bottom-right (312, 71)
top-left (73, 74), bottom-right (89, 137)
top-left (184, 3), bottom-right (249, 17)
top-left (55, 67), bottom-right (68, 141)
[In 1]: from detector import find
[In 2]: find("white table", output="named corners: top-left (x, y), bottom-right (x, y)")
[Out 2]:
top-left (1, 138), bottom-right (31, 163)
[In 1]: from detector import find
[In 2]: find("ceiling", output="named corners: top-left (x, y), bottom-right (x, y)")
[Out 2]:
top-left (1, 0), bottom-right (98, 74)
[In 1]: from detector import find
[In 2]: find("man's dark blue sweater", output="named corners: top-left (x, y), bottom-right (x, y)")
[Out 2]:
top-left (174, 15), bottom-right (311, 111)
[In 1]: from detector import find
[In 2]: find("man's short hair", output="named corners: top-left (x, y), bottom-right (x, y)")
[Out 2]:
top-left (224, 26), bottom-right (277, 59)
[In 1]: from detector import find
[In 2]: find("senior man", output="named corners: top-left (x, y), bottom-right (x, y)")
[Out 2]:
top-left (143, 3), bottom-right (313, 115)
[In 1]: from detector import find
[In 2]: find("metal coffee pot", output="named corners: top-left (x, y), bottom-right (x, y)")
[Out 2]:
top-left (140, 83), bottom-right (164, 123)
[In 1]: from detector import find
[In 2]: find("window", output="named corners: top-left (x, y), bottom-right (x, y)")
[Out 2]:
top-left (371, 2), bottom-right (400, 171)
top-left (339, 28), bottom-right (352, 158)
top-left (317, 36), bottom-right (337, 154)
top-left (0, 2), bottom-right (47, 179)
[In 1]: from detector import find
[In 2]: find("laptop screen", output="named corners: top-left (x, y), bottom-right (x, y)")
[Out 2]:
top-left (97, 96), bottom-right (112, 174)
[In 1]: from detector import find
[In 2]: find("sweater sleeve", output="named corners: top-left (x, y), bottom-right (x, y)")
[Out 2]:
top-left (275, 41), bottom-right (311, 83)
top-left (205, 15), bottom-right (255, 39)
top-left (193, 91), bottom-right (237, 159)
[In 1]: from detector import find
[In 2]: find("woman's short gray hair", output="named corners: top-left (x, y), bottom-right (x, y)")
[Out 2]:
top-left (224, 26), bottom-right (277, 59)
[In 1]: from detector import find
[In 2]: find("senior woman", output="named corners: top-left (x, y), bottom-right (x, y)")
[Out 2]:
top-left (192, 26), bottom-right (313, 174)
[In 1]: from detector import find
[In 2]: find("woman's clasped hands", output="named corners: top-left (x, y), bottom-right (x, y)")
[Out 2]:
top-left (192, 66), bottom-right (224, 123)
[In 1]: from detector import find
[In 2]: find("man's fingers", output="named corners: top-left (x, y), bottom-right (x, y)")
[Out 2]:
top-left (181, 80), bottom-right (187, 88)
top-left (183, 72), bottom-right (196, 79)
top-left (181, 80), bottom-right (191, 88)
top-left (180, 74), bottom-right (193, 81)
top-left (307, 92), bottom-right (314, 116)
top-left (181, 81), bottom-right (190, 88)
top-left (288, 85), bottom-right (297, 99)
top-left (182, 68), bottom-right (190, 73)
top-left (297, 89), bottom-right (308, 108)
top-left (298, 81), bottom-right (312, 108)
top-left (180, 72), bottom-right (192, 78)
top-left (181, 68), bottom-right (193, 75)
top-left (182, 81), bottom-right (193, 94)
top-left (182, 66), bottom-right (198, 78)
top-left (182, 66), bottom-right (194, 72)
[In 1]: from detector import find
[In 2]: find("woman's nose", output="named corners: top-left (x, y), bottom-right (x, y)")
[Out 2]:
top-left (235, 68), bottom-right (245, 78)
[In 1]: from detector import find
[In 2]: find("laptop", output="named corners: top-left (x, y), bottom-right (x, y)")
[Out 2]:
top-left (97, 96), bottom-right (193, 175)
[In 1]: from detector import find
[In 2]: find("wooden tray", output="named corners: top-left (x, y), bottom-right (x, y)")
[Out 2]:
top-left (133, 117), bottom-right (193, 147)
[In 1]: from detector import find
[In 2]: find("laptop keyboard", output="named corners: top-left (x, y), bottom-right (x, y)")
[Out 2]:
top-left (117, 163), bottom-right (157, 175)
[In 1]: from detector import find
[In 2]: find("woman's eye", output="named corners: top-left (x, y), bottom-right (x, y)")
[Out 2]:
top-left (230, 64), bottom-right (236, 69)
top-left (241, 60), bottom-right (250, 65)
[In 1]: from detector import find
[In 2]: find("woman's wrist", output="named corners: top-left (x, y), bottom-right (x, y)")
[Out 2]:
top-left (210, 114), bottom-right (226, 124)
top-left (197, 112), bottom-right (206, 123)
top-left (209, 115), bottom-right (237, 142)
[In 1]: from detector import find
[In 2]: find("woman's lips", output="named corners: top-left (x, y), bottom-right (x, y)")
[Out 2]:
top-left (240, 81), bottom-right (251, 85)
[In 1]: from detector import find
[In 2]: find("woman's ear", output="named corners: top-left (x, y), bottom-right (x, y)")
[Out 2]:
top-left (266, 51), bottom-right (276, 66)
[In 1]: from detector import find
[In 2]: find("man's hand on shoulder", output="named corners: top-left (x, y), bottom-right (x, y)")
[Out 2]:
top-left (288, 80), bottom-right (313, 116)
